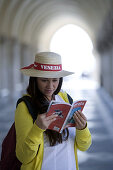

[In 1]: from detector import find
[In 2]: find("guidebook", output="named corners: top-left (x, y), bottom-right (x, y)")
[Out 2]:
top-left (46, 99), bottom-right (87, 133)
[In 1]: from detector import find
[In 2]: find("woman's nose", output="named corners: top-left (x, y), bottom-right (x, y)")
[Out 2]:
top-left (47, 81), bottom-right (53, 88)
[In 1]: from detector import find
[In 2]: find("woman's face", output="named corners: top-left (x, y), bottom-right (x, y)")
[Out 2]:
top-left (36, 77), bottom-right (60, 100)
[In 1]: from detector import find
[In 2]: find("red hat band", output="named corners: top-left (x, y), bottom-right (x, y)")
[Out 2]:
top-left (22, 62), bottom-right (62, 72)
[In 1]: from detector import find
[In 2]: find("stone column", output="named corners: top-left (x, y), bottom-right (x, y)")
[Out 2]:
top-left (111, 48), bottom-right (113, 97)
top-left (20, 44), bottom-right (35, 92)
top-left (10, 38), bottom-right (22, 95)
top-left (5, 38), bottom-right (22, 96)
top-left (0, 36), bottom-right (10, 97)
top-left (101, 51), bottom-right (112, 95)
top-left (0, 36), bottom-right (23, 97)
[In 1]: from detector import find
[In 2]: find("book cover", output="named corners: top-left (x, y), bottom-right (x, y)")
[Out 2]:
top-left (46, 100), bottom-right (87, 133)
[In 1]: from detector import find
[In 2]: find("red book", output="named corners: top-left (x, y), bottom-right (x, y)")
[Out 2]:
top-left (46, 100), bottom-right (87, 133)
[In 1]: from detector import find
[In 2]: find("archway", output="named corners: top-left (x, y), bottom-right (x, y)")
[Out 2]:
top-left (50, 24), bottom-right (98, 93)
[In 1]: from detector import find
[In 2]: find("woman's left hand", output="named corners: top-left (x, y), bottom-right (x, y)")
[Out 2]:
top-left (73, 110), bottom-right (87, 130)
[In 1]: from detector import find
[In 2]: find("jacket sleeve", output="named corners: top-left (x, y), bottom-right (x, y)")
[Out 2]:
top-left (75, 125), bottom-right (92, 151)
top-left (15, 101), bottom-right (45, 164)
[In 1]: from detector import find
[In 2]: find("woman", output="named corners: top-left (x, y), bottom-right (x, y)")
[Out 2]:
top-left (15, 52), bottom-right (91, 170)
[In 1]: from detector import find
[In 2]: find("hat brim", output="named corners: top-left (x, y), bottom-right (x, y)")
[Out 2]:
top-left (20, 68), bottom-right (74, 78)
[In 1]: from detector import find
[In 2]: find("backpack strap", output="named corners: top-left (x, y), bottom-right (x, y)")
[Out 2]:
top-left (16, 96), bottom-right (37, 122)
top-left (67, 93), bottom-right (73, 105)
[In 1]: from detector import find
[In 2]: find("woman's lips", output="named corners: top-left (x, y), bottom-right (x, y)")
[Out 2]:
top-left (45, 89), bottom-right (53, 93)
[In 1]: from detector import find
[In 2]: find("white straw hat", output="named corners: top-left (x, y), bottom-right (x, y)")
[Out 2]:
top-left (20, 52), bottom-right (74, 78)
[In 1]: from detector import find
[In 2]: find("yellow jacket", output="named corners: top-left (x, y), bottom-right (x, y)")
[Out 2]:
top-left (15, 91), bottom-right (91, 170)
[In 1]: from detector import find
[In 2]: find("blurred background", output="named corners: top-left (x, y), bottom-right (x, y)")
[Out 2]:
top-left (0, 0), bottom-right (113, 169)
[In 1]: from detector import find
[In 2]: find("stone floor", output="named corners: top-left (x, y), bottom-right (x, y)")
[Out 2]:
top-left (0, 79), bottom-right (113, 170)
top-left (77, 88), bottom-right (113, 170)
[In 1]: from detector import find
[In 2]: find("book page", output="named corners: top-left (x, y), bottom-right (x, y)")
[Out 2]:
top-left (64, 100), bottom-right (87, 128)
top-left (46, 103), bottom-right (71, 132)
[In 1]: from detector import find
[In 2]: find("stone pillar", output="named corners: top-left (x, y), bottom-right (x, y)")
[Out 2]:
top-left (101, 51), bottom-right (112, 95)
top-left (5, 38), bottom-right (22, 96)
top-left (20, 44), bottom-right (35, 92)
top-left (0, 36), bottom-right (10, 97)
top-left (111, 48), bottom-right (113, 97)
top-left (93, 50), bottom-right (101, 86)
top-left (0, 36), bottom-right (23, 97)
top-left (10, 39), bottom-right (22, 95)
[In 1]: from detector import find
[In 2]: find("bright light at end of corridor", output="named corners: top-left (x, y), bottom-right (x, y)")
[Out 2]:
top-left (50, 24), bottom-right (96, 78)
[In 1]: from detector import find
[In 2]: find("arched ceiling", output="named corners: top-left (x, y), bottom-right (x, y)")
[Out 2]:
top-left (0, 0), bottom-right (112, 50)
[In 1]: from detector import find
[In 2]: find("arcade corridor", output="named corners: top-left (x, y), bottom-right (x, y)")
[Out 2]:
top-left (0, 0), bottom-right (113, 170)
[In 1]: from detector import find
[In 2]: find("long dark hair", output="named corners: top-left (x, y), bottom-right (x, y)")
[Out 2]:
top-left (27, 77), bottom-right (69, 146)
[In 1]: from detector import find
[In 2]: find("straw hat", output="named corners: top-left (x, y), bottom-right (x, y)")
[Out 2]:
top-left (21, 52), bottom-right (74, 78)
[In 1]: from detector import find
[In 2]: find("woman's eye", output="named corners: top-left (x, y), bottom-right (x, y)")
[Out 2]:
top-left (41, 79), bottom-right (48, 82)
top-left (40, 78), bottom-right (59, 82)
top-left (53, 79), bottom-right (58, 82)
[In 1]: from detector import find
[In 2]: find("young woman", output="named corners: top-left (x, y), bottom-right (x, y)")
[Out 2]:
top-left (15, 52), bottom-right (91, 170)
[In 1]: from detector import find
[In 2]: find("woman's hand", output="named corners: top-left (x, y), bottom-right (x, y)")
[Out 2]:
top-left (35, 113), bottom-right (58, 130)
top-left (73, 110), bottom-right (87, 130)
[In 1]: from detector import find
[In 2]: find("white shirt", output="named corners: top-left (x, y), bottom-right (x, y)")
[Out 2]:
top-left (41, 94), bottom-right (76, 170)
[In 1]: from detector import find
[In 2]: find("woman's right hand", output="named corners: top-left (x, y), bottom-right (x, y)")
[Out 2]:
top-left (35, 113), bottom-right (58, 130)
